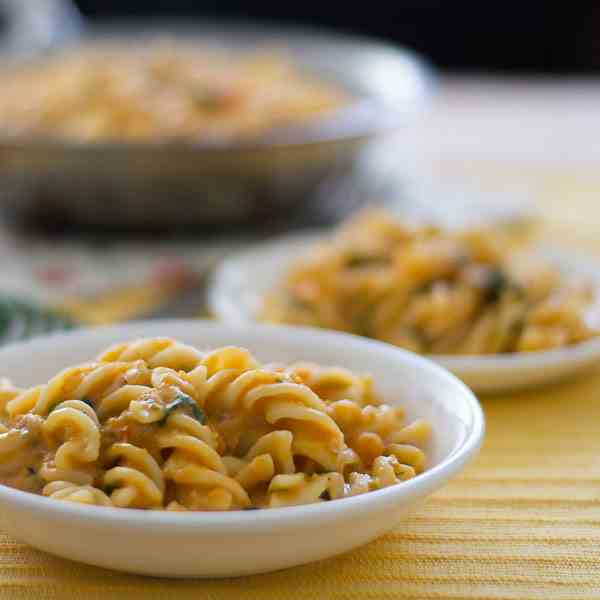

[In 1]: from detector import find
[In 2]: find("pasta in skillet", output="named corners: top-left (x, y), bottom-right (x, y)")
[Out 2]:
top-left (262, 210), bottom-right (600, 354)
top-left (0, 42), bottom-right (345, 143)
top-left (0, 338), bottom-right (430, 510)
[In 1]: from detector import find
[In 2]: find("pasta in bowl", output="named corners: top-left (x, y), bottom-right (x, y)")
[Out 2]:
top-left (261, 211), bottom-right (600, 355)
top-left (0, 337), bottom-right (430, 511)
top-left (0, 320), bottom-right (481, 577)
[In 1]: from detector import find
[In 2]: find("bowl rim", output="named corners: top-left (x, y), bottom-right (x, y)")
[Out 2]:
top-left (0, 18), bottom-right (434, 153)
top-left (0, 319), bottom-right (483, 532)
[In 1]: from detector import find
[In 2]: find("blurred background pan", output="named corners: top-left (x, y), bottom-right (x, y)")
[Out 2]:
top-left (0, 0), bottom-right (432, 231)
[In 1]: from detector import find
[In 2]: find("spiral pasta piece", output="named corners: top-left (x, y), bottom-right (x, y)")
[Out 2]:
top-left (201, 347), bottom-right (258, 377)
top-left (267, 473), bottom-right (331, 508)
top-left (0, 337), bottom-right (431, 510)
top-left (220, 430), bottom-right (296, 497)
top-left (43, 480), bottom-right (113, 506)
top-left (232, 454), bottom-right (275, 491)
top-left (230, 374), bottom-right (340, 433)
top-left (0, 414), bottom-right (45, 492)
top-left (41, 400), bottom-right (101, 485)
top-left (244, 430), bottom-right (295, 475)
top-left (157, 413), bottom-right (250, 510)
top-left (184, 347), bottom-right (259, 414)
top-left (6, 386), bottom-right (45, 420)
top-left (103, 443), bottom-right (164, 508)
top-left (0, 378), bottom-right (23, 422)
top-left (4, 361), bottom-right (150, 419)
top-left (287, 363), bottom-right (374, 405)
top-left (98, 338), bottom-right (203, 371)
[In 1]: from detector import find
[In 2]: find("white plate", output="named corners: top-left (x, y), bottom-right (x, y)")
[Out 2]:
top-left (0, 320), bottom-right (482, 578)
top-left (208, 233), bottom-right (600, 393)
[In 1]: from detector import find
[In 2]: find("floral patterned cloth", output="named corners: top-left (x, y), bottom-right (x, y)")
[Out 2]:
top-left (0, 224), bottom-right (249, 338)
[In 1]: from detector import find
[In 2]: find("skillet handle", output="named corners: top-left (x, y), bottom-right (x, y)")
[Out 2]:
top-left (0, 0), bottom-right (82, 58)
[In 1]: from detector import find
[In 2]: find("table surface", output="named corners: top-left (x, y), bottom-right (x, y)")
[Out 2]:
top-left (1, 77), bottom-right (600, 599)
top-left (413, 76), bottom-right (600, 164)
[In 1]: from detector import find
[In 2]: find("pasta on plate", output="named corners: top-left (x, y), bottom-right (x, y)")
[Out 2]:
top-left (262, 211), bottom-right (600, 355)
top-left (0, 338), bottom-right (430, 510)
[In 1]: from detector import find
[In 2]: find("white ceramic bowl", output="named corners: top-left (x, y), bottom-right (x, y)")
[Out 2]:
top-left (0, 320), bottom-right (482, 578)
top-left (208, 234), bottom-right (600, 393)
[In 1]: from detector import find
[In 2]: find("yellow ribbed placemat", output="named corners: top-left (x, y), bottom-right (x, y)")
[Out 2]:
top-left (1, 163), bottom-right (600, 599)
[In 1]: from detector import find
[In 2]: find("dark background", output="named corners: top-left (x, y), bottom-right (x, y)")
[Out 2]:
top-left (72, 1), bottom-right (594, 74)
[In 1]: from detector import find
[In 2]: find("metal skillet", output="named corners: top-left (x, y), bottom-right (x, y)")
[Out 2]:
top-left (0, 15), bottom-right (432, 230)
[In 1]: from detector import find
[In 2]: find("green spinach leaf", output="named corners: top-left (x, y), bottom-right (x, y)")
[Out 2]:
top-left (160, 392), bottom-right (206, 426)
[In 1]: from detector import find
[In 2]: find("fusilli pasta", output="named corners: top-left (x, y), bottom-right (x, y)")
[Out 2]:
top-left (262, 210), bottom-right (600, 354)
top-left (0, 338), bottom-right (430, 510)
top-left (0, 43), bottom-right (345, 143)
